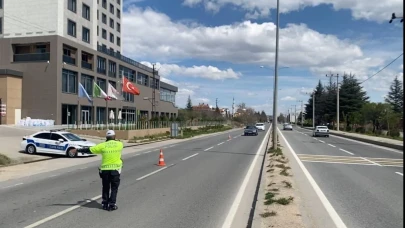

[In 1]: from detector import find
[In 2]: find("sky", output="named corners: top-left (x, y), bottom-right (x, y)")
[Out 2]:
top-left (120, 0), bottom-right (404, 115)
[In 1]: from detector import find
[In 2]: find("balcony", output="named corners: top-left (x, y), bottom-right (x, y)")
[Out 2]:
top-left (63, 55), bottom-right (76, 65)
top-left (13, 53), bottom-right (50, 62)
top-left (97, 68), bottom-right (106, 74)
top-left (108, 71), bottom-right (116, 77)
top-left (97, 45), bottom-right (153, 73)
top-left (82, 61), bottom-right (93, 70)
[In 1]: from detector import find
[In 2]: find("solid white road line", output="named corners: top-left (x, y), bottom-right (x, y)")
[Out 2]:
top-left (218, 142), bottom-right (225, 145)
top-left (301, 160), bottom-right (376, 166)
top-left (204, 146), bottom-right (214, 151)
top-left (24, 195), bottom-right (102, 228)
top-left (221, 125), bottom-right (272, 228)
top-left (328, 144), bottom-right (336, 148)
top-left (395, 172), bottom-right (403, 176)
top-left (136, 167), bottom-right (168, 181)
top-left (360, 157), bottom-right (382, 167)
top-left (339, 149), bottom-right (354, 155)
top-left (2, 183), bottom-right (23, 189)
top-left (277, 128), bottom-right (348, 228)
top-left (182, 153), bottom-right (199, 161)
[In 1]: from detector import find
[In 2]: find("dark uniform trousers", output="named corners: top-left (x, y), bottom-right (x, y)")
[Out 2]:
top-left (99, 170), bottom-right (121, 205)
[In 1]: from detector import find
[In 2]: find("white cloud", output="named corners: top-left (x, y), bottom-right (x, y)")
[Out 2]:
top-left (123, 6), bottom-right (383, 78)
top-left (140, 61), bottom-right (241, 80)
top-left (281, 96), bottom-right (296, 101)
top-left (182, 0), bottom-right (402, 23)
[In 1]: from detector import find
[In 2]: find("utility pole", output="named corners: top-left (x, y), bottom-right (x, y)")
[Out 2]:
top-left (297, 100), bottom-right (303, 128)
top-left (272, 0), bottom-right (280, 150)
top-left (291, 105), bottom-right (297, 125)
top-left (216, 98), bottom-right (218, 108)
top-left (326, 73), bottom-right (339, 131)
top-left (152, 64), bottom-right (157, 119)
top-left (312, 93), bottom-right (315, 128)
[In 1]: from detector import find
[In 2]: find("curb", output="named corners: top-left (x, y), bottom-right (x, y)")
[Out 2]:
top-left (300, 127), bottom-right (403, 151)
top-left (250, 125), bottom-right (272, 228)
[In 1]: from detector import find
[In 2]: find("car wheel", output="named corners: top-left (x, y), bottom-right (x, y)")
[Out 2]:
top-left (66, 148), bottom-right (77, 158)
top-left (26, 145), bottom-right (36, 154)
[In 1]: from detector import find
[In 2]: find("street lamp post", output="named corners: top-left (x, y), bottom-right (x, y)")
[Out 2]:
top-left (297, 100), bottom-right (303, 128)
top-left (305, 92), bottom-right (315, 128)
top-left (326, 73), bottom-right (339, 131)
top-left (272, 0), bottom-right (280, 150)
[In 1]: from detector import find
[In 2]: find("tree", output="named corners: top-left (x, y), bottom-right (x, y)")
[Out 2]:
top-left (339, 73), bottom-right (369, 127)
top-left (323, 76), bottom-right (338, 124)
top-left (385, 76), bottom-right (403, 114)
top-left (186, 95), bottom-right (193, 110)
top-left (304, 80), bottom-right (326, 125)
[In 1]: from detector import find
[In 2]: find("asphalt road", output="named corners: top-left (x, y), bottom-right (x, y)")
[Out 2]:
top-left (0, 127), bottom-right (270, 228)
top-left (280, 125), bottom-right (403, 228)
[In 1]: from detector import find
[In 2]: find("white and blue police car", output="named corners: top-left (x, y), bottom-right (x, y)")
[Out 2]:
top-left (20, 130), bottom-right (97, 158)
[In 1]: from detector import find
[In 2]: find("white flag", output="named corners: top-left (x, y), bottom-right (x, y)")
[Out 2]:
top-left (107, 82), bottom-right (124, 100)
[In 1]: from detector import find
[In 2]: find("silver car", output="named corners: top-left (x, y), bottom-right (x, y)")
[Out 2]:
top-left (283, 124), bottom-right (293, 130)
top-left (312, 126), bottom-right (329, 137)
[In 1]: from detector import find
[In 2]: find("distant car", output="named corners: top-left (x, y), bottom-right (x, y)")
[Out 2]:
top-left (312, 126), bottom-right (329, 137)
top-left (255, 123), bottom-right (265, 131)
top-left (283, 124), bottom-right (293, 130)
top-left (244, 125), bottom-right (258, 136)
top-left (21, 130), bottom-right (96, 158)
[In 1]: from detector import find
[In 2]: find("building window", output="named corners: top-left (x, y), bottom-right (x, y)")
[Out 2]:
top-left (97, 26), bottom-right (99, 36)
top-left (123, 92), bottom-right (134, 102)
top-left (117, 37), bottom-right (121, 47)
top-left (97, 10), bottom-right (99, 20)
top-left (110, 33), bottom-right (114, 43)
top-left (96, 78), bottom-right (107, 92)
top-left (110, 3), bottom-right (114, 14)
top-left (150, 78), bottom-right (160, 89)
top-left (108, 61), bottom-right (117, 77)
top-left (82, 4), bottom-right (90, 20)
top-left (67, 20), bottom-right (76, 37)
top-left (117, 9), bottom-right (121, 19)
top-left (97, 56), bottom-right (106, 74)
top-left (81, 74), bottom-right (94, 96)
top-left (160, 88), bottom-right (176, 104)
top-left (117, 0), bottom-right (120, 5)
top-left (117, 23), bottom-right (120, 32)
top-left (62, 69), bottom-right (77, 94)
top-left (137, 72), bottom-right (149, 87)
top-left (102, 13), bottom-right (106, 24)
top-left (0, 18), bottom-right (2, 35)
top-left (68, 0), bottom-right (76, 12)
top-left (110, 18), bottom-right (114, 29)
top-left (102, 0), bottom-right (106, 9)
top-left (102, 29), bottom-right (107, 39)
top-left (82, 27), bottom-right (90, 43)
top-left (109, 80), bottom-right (116, 89)
top-left (0, 0), bottom-right (2, 9)
top-left (119, 65), bottom-right (135, 81)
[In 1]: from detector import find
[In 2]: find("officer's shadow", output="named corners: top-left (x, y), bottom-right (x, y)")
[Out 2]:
top-left (50, 199), bottom-right (103, 210)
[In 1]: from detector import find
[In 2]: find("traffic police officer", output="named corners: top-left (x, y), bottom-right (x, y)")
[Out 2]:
top-left (72, 130), bottom-right (123, 211)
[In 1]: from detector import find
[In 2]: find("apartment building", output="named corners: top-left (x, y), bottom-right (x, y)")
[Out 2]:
top-left (0, 0), bottom-right (178, 125)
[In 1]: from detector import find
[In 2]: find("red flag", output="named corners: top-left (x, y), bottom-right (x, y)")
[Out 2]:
top-left (122, 77), bottom-right (140, 95)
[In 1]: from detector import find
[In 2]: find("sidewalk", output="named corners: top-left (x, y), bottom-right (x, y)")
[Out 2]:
top-left (301, 127), bottom-right (403, 150)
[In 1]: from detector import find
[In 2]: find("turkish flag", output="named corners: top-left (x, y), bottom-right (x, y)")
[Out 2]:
top-left (122, 76), bottom-right (140, 95)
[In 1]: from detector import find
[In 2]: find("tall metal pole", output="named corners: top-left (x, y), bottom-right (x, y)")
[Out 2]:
top-left (312, 93), bottom-right (315, 128)
top-left (272, 0), bottom-right (280, 149)
top-left (300, 100), bottom-right (303, 128)
top-left (152, 64), bottom-right (156, 119)
top-left (336, 75), bottom-right (340, 131)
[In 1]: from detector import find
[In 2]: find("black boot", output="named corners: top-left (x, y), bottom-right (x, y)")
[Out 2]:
top-left (108, 204), bottom-right (118, 211)
top-left (102, 201), bottom-right (109, 210)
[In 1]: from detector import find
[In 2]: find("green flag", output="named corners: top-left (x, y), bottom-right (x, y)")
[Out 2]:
top-left (93, 81), bottom-right (108, 98)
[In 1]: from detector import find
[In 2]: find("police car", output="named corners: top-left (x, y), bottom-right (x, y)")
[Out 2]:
top-left (20, 129), bottom-right (96, 158)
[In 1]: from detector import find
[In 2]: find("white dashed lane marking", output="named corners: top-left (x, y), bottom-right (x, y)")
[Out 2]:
top-left (339, 149), bottom-right (354, 155)
top-left (182, 153), bottom-right (199, 161)
top-left (204, 146), bottom-right (214, 151)
top-left (395, 172), bottom-right (403, 176)
top-left (328, 144), bottom-right (336, 148)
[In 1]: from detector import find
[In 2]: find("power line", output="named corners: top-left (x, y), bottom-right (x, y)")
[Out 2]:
top-left (360, 53), bottom-right (403, 84)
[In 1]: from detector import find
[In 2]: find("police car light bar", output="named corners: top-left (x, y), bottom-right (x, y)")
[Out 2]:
top-left (49, 129), bottom-right (66, 132)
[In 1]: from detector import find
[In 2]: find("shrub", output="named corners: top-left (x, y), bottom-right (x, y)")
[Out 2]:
top-left (389, 129), bottom-right (400, 137)
top-left (0, 154), bottom-right (12, 165)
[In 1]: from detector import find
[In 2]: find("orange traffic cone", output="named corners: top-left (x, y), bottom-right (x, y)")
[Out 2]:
top-left (157, 149), bottom-right (166, 166)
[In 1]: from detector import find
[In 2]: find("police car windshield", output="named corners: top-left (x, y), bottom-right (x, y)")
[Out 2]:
top-left (62, 133), bottom-right (82, 141)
